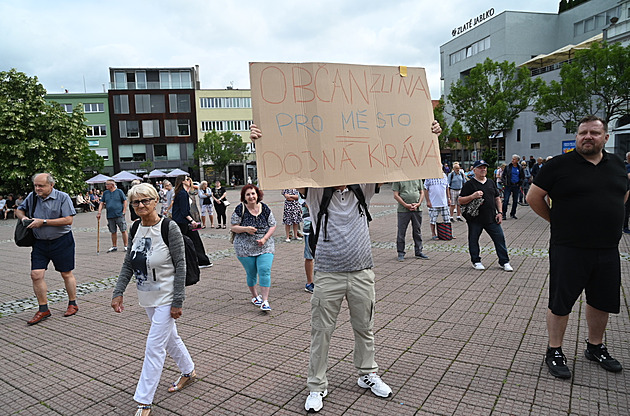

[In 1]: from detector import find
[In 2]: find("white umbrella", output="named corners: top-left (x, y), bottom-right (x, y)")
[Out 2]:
top-left (112, 170), bottom-right (142, 182)
top-left (166, 168), bottom-right (189, 177)
top-left (85, 173), bottom-right (113, 184)
top-left (148, 169), bottom-right (168, 178)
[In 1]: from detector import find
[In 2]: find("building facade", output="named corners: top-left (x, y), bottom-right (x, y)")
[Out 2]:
top-left (45, 92), bottom-right (115, 175)
top-left (107, 66), bottom-right (201, 177)
top-left (195, 88), bottom-right (255, 184)
top-left (440, 0), bottom-right (628, 163)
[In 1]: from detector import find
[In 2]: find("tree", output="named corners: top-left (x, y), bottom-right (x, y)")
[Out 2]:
top-left (534, 41), bottom-right (630, 133)
top-left (0, 69), bottom-right (103, 195)
top-left (194, 130), bottom-right (248, 181)
top-left (447, 58), bottom-right (542, 148)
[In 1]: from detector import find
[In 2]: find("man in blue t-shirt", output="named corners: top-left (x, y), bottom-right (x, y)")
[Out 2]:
top-left (97, 179), bottom-right (128, 252)
top-left (500, 155), bottom-right (524, 219)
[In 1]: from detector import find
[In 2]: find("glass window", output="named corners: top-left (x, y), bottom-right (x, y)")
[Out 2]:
top-left (136, 71), bottom-right (147, 89)
top-left (94, 148), bottom-right (109, 160)
top-left (165, 119), bottom-right (190, 136)
top-left (151, 95), bottom-right (165, 113)
top-left (167, 143), bottom-right (181, 160)
top-left (84, 103), bottom-right (104, 113)
top-left (61, 103), bottom-right (73, 113)
top-left (114, 71), bottom-right (127, 89)
top-left (113, 95), bottom-right (129, 114)
top-left (87, 125), bottom-right (107, 137)
top-left (154, 144), bottom-right (168, 160)
top-left (177, 119), bottom-right (190, 136)
top-left (584, 17), bottom-right (595, 32)
top-left (142, 120), bottom-right (160, 138)
top-left (186, 143), bottom-right (194, 160)
top-left (119, 120), bottom-right (139, 138)
top-left (169, 94), bottom-right (191, 113)
top-left (135, 95), bottom-right (151, 114)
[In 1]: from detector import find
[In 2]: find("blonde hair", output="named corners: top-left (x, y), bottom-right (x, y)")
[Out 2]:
top-left (127, 183), bottom-right (158, 201)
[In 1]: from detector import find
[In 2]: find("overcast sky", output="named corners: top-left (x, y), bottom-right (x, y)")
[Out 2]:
top-left (1, 0), bottom-right (558, 98)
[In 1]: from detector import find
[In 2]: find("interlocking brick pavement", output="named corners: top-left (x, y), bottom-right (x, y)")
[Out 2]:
top-left (0, 184), bottom-right (628, 415)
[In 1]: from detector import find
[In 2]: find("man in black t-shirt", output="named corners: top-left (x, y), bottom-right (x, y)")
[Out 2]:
top-left (528, 115), bottom-right (628, 379)
top-left (459, 160), bottom-right (512, 272)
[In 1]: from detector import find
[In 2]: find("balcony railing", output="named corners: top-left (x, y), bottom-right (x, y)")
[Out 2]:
top-left (109, 81), bottom-right (193, 90)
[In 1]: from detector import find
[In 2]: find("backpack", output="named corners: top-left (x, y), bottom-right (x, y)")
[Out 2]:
top-left (129, 216), bottom-right (200, 286)
top-left (308, 185), bottom-right (372, 257)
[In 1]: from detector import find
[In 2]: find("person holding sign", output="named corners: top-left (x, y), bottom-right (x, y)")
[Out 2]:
top-left (251, 120), bottom-right (442, 413)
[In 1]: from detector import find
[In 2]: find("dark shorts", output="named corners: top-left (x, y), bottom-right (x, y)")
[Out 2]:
top-left (548, 245), bottom-right (620, 316)
top-left (31, 232), bottom-right (75, 273)
top-left (107, 216), bottom-right (127, 234)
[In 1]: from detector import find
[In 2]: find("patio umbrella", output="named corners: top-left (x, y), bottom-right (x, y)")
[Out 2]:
top-left (166, 168), bottom-right (189, 177)
top-left (85, 173), bottom-right (113, 184)
top-left (148, 169), bottom-right (168, 178)
top-left (111, 170), bottom-right (142, 182)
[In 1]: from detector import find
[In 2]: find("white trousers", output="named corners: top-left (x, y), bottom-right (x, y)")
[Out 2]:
top-left (133, 304), bottom-right (195, 404)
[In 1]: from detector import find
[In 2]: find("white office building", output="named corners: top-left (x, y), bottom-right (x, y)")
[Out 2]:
top-left (440, 0), bottom-right (630, 163)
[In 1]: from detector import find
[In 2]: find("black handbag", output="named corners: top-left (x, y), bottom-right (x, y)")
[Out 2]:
top-left (14, 194), bottom-right (37, 247)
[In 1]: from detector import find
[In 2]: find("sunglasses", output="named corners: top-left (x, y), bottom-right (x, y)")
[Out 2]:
top-left (130, 198), bottom-right (154, 207)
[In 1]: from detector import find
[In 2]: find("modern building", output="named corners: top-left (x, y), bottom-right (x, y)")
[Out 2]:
top-left (195, 88), bottom-right (255, 184)
top-left (439, 0), bottom-right (629, 163)
top-left (107, 66), bottom-right (201, 177)
top-left (45, 92), bottom-right (114, 175)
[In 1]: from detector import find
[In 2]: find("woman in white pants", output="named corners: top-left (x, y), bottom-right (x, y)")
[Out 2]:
top-left (111, 183), bottom-right (195, 416)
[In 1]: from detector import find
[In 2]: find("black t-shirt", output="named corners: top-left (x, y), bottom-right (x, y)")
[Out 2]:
top-left (460, 177), bottom-right (500, 224)
top-left (534, 150), bottom-right (627, 248)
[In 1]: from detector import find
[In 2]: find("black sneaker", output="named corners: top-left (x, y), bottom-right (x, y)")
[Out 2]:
top-left (584, 341), bottom-right (623, 373)
top-left (546, 347), bottom-right (571, 379)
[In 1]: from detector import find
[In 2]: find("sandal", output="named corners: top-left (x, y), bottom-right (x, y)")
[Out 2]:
top-left (168, 369), bottom-right (197, 392)
top-left (134, 404), bottom-right (152, 416)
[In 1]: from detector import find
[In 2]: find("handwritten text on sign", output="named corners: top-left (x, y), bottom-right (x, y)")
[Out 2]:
top-left (249, 62), bottom-right (442, 189)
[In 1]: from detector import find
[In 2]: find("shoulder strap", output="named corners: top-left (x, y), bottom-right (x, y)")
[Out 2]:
top-left (309, 187), bottom-right (335, 255)
top-left (347, 184), bottom-right (372, 222)
top-left (130, 216), bottom-right (170, 246)
top-left (161, 216), bottom-right (171, 246)
top-left (29, 192), bottom-right (38, 217)
top-left (129, 219), bottom-right (141, 242)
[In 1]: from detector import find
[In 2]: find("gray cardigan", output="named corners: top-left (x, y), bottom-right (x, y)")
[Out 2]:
top-left (112, 219), bottom-right (186, 308)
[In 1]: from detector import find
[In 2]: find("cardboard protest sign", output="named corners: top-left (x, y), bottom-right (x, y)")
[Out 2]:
top-left (249, 62), bottom-right (442, 189)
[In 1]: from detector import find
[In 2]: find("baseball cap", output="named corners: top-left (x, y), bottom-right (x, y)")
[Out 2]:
top-left (472, 160), bottom-right (489, 168)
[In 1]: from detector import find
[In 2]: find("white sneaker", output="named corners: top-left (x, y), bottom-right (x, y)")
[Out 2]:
top-left (107, 246), bottom-right (117, 253)
top-left (251, 295), bottom-right (263, 306)
top-left (260, 300), bottom-right (271, 311)
top-left (472, 262), bottom-right (485, 270)
top-left (503, 263), bottom-right (513, 272)
top-left (357, 373), bottom-right (392, 398)
top-left (304, 390), bottom-right (327, 412)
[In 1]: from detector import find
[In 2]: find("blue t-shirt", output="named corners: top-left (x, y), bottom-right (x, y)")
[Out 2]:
top-left (102, 188), bottom-right (126, 218)
top-left (510, 166), bottom-right (520, 185)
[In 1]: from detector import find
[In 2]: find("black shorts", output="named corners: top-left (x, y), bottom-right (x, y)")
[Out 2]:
top-left (31, 232), bottom-right (75, 273)
top-left (548, 245), bottom-right (620, 316)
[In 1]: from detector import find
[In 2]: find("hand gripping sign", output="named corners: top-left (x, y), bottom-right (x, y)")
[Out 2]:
top-left (249, 62), bottom-right (443, 189)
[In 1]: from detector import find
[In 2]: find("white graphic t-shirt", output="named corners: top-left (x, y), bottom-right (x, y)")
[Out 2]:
top-left (130, 219), bottom-right (175, 307)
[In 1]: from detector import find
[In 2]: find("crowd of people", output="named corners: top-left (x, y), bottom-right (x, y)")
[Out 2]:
top-left (10, 115), bottom-right (629, 415)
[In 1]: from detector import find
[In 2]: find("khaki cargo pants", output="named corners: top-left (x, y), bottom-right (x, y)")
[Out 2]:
top-left (306, 268), bottom-right (379, 392)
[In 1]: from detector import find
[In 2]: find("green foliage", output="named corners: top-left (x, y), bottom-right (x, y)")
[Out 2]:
top-left (447, 58), bottom-right (542, 148)
top-left (194, 130), bottom-right (248, 181)
top-left (481, 149), bottom-right (498, 169)
top-left (535, 41), bottom-right (630, 133)
top-left (0, 69), bottom-right (103, 195)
